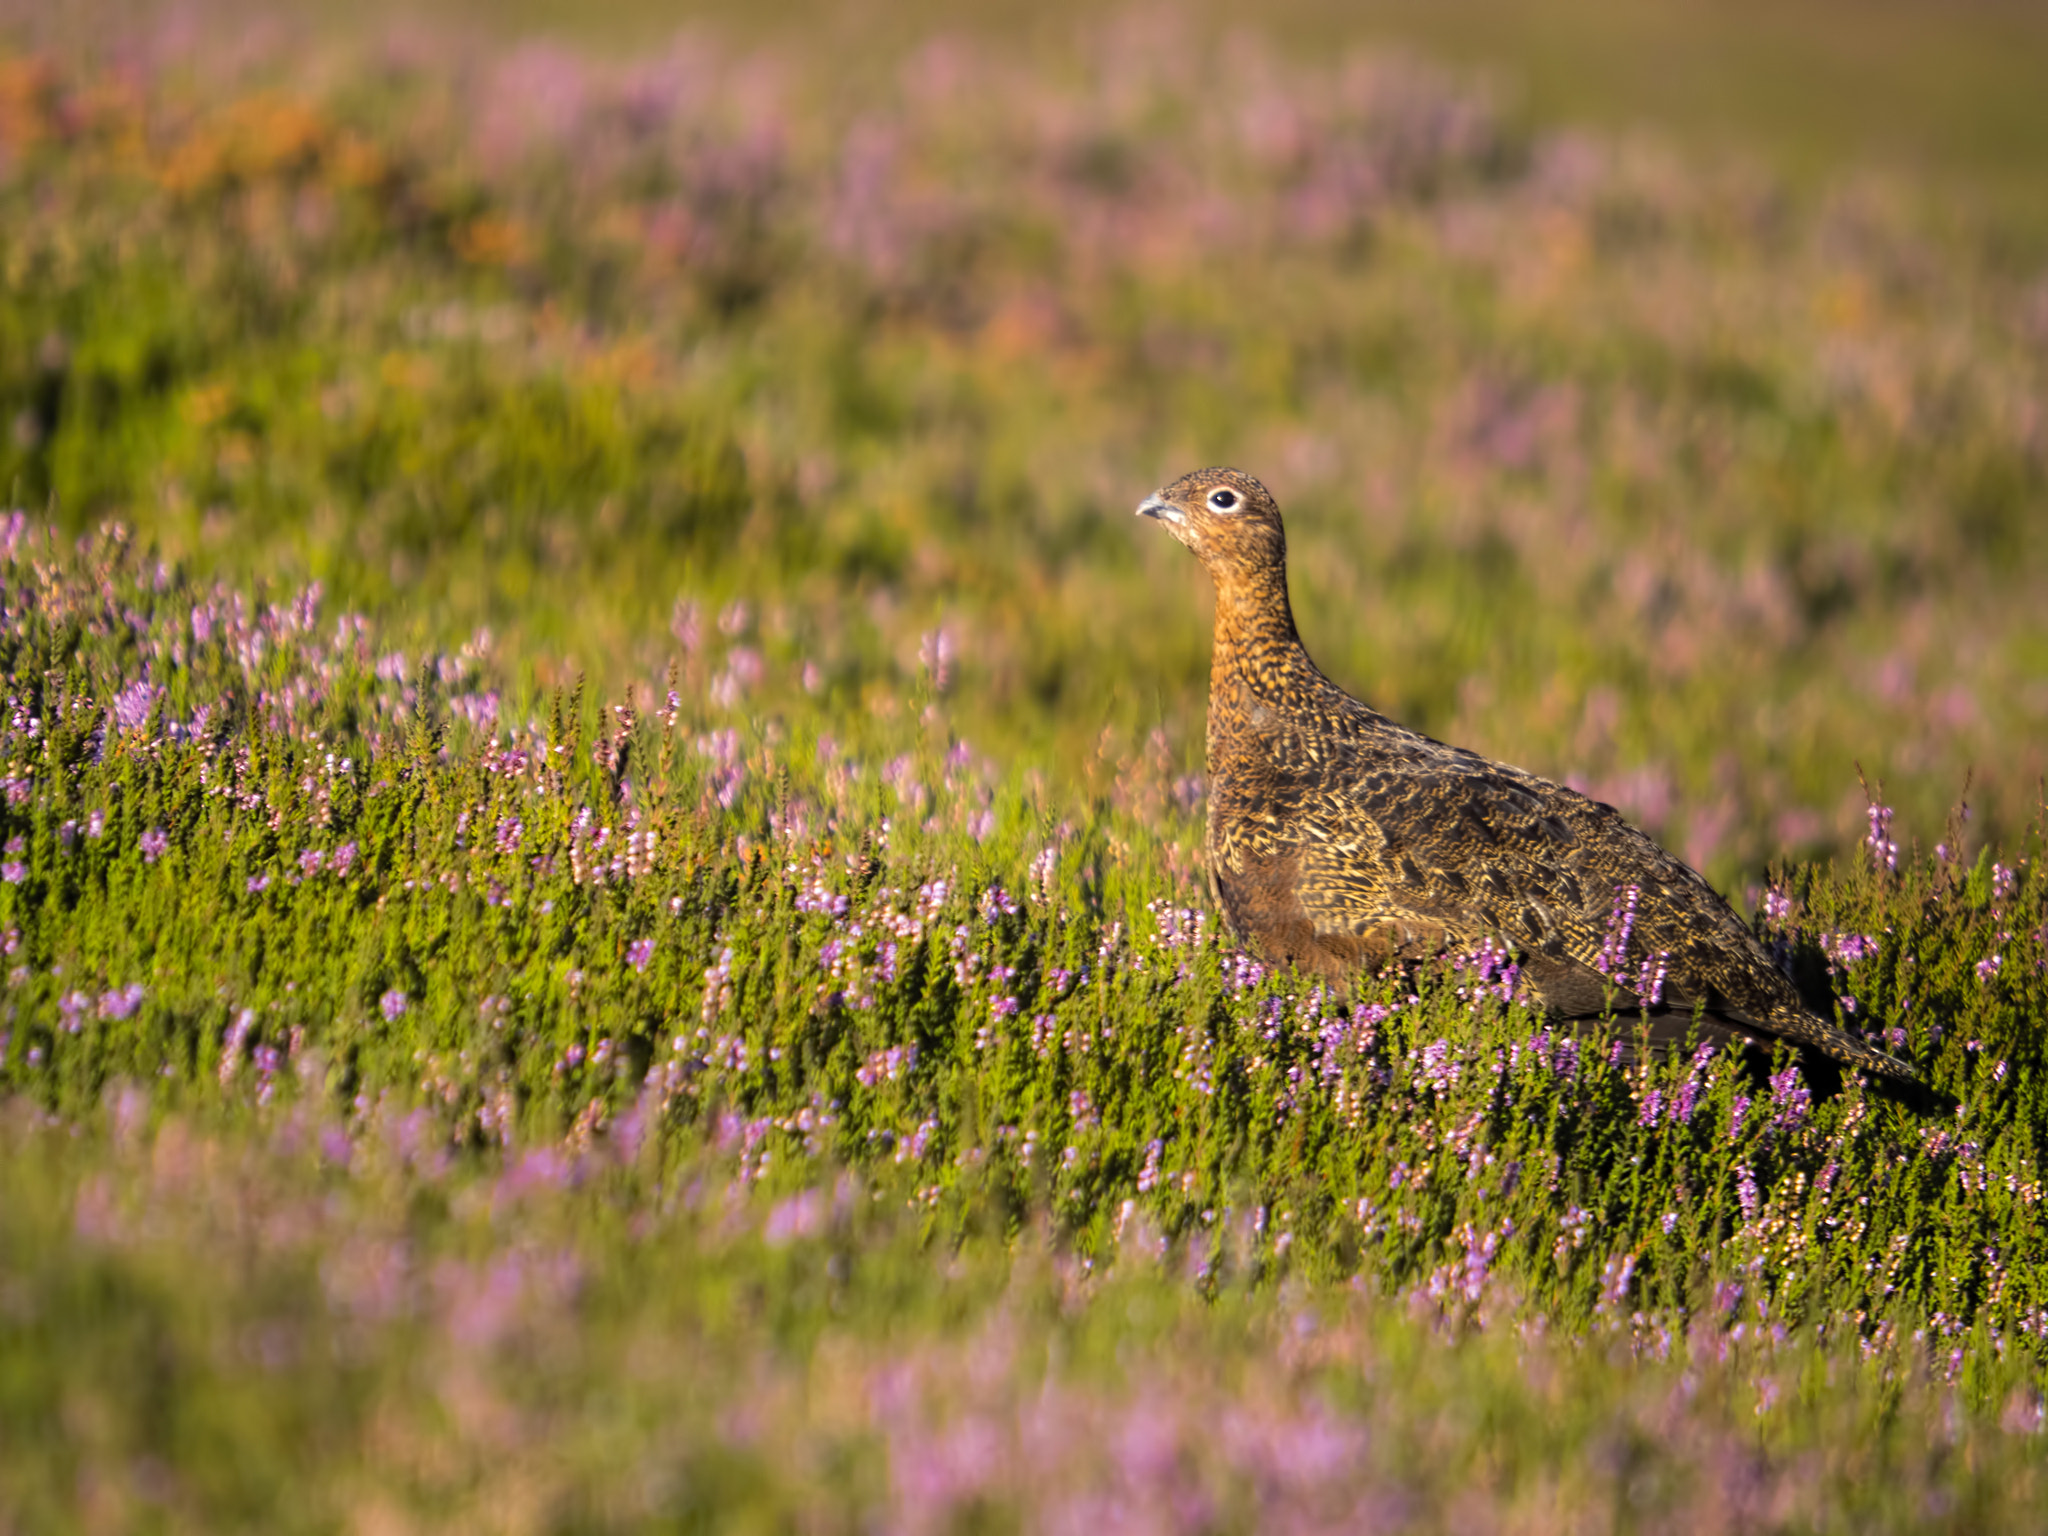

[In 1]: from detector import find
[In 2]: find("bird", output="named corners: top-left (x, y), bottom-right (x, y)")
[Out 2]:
top-left (1136, 465), bottom-right (1920, 1088)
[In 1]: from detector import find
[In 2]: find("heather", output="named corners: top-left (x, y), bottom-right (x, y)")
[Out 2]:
top-left (3, 6), bottom-right (2048, 1530)
top-left (2, 11), bottom-right (2045, 875)
top-left (4, 511), bottom-right (2048, 1529)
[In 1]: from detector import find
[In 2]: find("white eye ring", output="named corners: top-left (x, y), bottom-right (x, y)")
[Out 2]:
top-left (1206, 488), bottom-right (1239, 513)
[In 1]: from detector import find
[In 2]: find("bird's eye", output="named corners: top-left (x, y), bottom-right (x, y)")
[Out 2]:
top-left (1206, 489), bottom-right (1239, 513)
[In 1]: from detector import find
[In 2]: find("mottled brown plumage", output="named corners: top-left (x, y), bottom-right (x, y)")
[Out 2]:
top-left (1137, 466), bottom-right (1918, 1085)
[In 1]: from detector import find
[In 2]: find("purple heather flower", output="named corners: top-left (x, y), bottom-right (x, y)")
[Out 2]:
top-left (1768, 1066), bottom-right (1810, 1131)
top-left (0, 862), bottom-right (21, 885)
top-left (139, 828), bottom-right (168, 863)
top-left (299, 848), bottom-right (325, 876)
top-left (99, 983), bottom-right (145, 1021)
top-left (333, 842), bottom-right (358, 874)
top-left (627, 938), bottom-right (655, 973)
top-left (1977, 954), bottom-right (2003, 983)
top-left (1595, 884), bottom-right (1640, 976)
top-left (109, 680), bottom-right (160, 734)
top-left (764, 1190), bottom-right (825, 1246)
top-left (1866, 802), bottom-right (1898, 871)
top-left (246, 873), bottom-right (271, 894)
top-left (380, 990), bottom-right (409, 1021)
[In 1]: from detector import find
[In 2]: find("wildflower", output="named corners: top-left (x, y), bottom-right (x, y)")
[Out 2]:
top-left (1594, 884), bottom-right (1639, 975)
top-left (702, 948), bottom-right (735, 1022)
top-left (0, 862), bottom-right (21, 885)
top-left (99, 984), bottom-right (145, 1021)
top-left (1866, 802), bottom-right (1898, 871)
top-left (380, 990), bottom-right (409, 1021)
top-left (1735, 1165), bottom-right (1760, 1220)
top-left (109, 679), bottom-right (160, 734)
top-left (627, 938), bottom-right (655, 973)
top-left (1977, 954), bottom-right (2003, 983)
top-left (1768, 1066), bottom-right (1811, 1131)
top-left (246, 873), bottom-right (270, 894)
top-left (1137, 1138), bottom-right (1164, 1193)
top-left (918, 627), bottom-right (954, 693)
top-left (1596, 1252), bottom-right (1637, 1314)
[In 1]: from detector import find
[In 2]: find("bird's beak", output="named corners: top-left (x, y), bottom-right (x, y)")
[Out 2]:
top-left (1135, 492), bottom-right (1181, 524)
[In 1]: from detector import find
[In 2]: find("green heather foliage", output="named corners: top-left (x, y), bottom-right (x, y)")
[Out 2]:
top-left (4, 517), bottom-right (2048, 1527)
top-left (4, 7), bottom-right (2048, 1528)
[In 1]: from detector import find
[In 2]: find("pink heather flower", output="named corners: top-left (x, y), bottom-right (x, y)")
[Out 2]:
top-left (98, 983), bottom-right (145, 1021)
top-left (1137, 1138), bottom-right (1164, 1193)
top-left (1866, 803), bottom-right (1898, 871)
top-left (1736, 1167), bottom-right (1763, 1221)
top-left (1594, 884), bottom-right (1639, 975)
top-left (918, 627), bottom-right (954, 693)
top-left (139, 828), bottom-right (169, 863)
top-left (333, 842), bottom-right (358, 874)
top-left (627, 938), bottom-right (655, 973)
top-left (0, 862), bottom-right (22, 885)
top-left (246, 873), bottom-right (270, 894)
top-left (380, 990), bottom-right (409, 1021)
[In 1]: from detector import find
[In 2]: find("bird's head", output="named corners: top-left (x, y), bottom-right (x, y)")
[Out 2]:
top-left (1135, 466), bottom-right (1287, 578)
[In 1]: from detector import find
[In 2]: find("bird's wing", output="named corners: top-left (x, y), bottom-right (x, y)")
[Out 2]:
top-left (1285, 747), bottom-right (1917, 1080)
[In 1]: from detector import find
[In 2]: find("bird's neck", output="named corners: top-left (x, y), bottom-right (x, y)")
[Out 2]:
top-left (1210, 561), bottom-right (1315, 693)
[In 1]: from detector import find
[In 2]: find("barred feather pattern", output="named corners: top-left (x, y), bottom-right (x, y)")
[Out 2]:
top-left (1137, 465), bottom-right (1918, 1085)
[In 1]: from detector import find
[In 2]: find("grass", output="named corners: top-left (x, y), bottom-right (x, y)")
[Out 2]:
top-left (2, 5), bottom-right (2048, 1529)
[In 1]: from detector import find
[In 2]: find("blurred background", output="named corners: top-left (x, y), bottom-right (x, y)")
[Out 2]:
top-left (2, 0), bottom-right (2045, 889)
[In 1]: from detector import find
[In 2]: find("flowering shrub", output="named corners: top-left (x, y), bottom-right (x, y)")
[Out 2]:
top-left (2, 7), bottom-right (2048, 1526)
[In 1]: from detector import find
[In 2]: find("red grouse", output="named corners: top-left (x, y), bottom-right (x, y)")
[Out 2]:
top-left (1137, 465), bottom-right (1917, 1085)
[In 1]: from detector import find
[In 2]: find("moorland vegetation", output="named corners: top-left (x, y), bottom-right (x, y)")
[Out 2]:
top-left (2, 7), bottom-right (2047, 1529)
